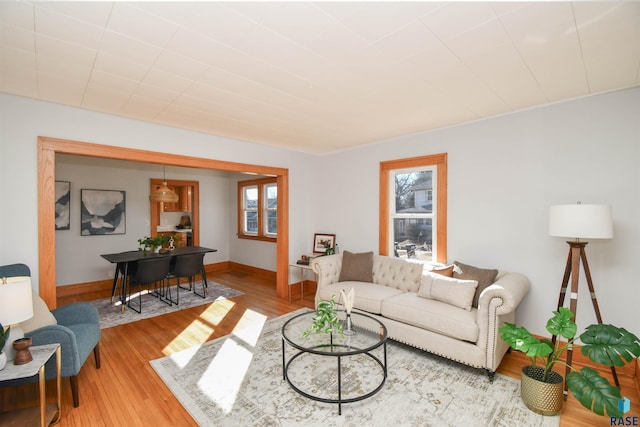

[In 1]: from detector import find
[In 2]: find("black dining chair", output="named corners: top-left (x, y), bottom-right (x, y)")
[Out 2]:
top-left (127, 256), bottom-right (172, 313)
top-left (167, 253), bottom-right (208, 303)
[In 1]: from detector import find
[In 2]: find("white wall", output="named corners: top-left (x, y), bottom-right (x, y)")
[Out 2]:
top-left (314, 87), bottom-right (640, 338)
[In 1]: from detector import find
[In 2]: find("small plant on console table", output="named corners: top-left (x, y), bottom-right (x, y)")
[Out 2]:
top-left (302, 295), bottom-right (343, 338)
top-left (499, 307), bottom-right (640, 417)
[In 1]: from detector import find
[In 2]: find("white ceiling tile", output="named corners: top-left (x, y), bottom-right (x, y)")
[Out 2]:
top-left (143, 67), bottom-right (193, 94)
top-left (373, 19), bottom-right (443, 62)
top-left (82, 83), bottom-right (130, 112)
top-left (152, 49), bottom-right (208, 81)
top-left (93, 51), bottom-right (149, 81)
top-left (0, 22), bottom-right (35, 52)
top-left (574, 2), bottom-right (640, 93)
top-left (301, 22), bottom-right (368, 62)
top-left (99, 30), bottom-right (161, 67)
top-left (0, 1), bottom-right (34, 31)
top-left (34, 6), bottom-right (104, 50)
top-left (420, 3), bottom-right (498, 42)
top-left (166, 28), bottom-right (231, 67)
top-left (338, 3), bottom-right (418, 43)
top-left (35, 2), bottom-right (112, 28)
top-left (133, 83), bottom-right (179, 104)
top-left (37, 52), bottom-right (92, 82)
top-left (121, 94), bottom-right (168, 120)
top-left (35, 34), bottom-right (96, 68)
top-left (37, 72), bottom-right (85, 105)
top-left (88, 69), bottom-right (137, 95)
top-left (107, 3), bottom-right (178, 48)
top-left (0, 46), bottom-right (37, 97)
top-left (445, 19), bottom-right (509, 60)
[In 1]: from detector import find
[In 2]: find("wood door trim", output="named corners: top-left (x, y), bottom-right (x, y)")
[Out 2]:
top-left (38, 136), bottom-right (290, 308)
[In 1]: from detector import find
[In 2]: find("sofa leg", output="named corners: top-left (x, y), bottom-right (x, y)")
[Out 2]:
top-left (486, 369), bottom-right (496, 383)
top-left (70, 375), bottom-right (79, 407)
top-left (94, 343), bottom-right (101, 369)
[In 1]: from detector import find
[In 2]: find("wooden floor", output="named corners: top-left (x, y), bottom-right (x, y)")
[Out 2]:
top-left (0, 269), bottom-right (637, 426)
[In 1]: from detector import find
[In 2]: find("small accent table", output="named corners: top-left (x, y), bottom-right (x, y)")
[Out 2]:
top-left (287, 264), bottom-right (315, 302)
top-left (0, 344), bottom-right (62, 426)
top-left (282, 310), bottom-right (387, 415)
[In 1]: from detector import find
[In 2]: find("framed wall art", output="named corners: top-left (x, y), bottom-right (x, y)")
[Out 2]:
top-left (81, 189), bottom-right (126, 235)
top-left (313, 233), bottom-right (336, 253)
top-left (55, 181), bottom-right (71, 230)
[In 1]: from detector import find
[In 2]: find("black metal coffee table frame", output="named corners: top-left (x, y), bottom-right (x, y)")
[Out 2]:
top-left (281, 311), bottom-right (388, 415)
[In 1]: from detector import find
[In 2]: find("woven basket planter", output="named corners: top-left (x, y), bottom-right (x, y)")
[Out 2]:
top-left (520, 366), bottom-right (564, 416)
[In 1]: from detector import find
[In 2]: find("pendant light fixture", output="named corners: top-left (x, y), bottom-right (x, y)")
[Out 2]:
top-left (149, 166), bottom-right (179, 203)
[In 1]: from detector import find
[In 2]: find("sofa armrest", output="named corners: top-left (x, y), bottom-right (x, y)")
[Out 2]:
top-left (476, 272), bottom-right (530, 371)
top-left (477, 272), bottom-right (530, 317)
top-left (26, 324), bottom-right (81, 377)
top-left (311, 254), bottom-right (343, 306)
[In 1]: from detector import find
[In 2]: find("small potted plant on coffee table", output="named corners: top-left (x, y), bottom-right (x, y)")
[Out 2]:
top-left (302, 295), bottom-right (343, 338)
top-left (0, 322), bottom-right (9, 370)
top-left (499, 307), bottom-right (640, 417)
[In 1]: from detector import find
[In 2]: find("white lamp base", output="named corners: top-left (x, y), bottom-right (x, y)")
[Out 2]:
top-left (2, 325), bottom-right (24, 361)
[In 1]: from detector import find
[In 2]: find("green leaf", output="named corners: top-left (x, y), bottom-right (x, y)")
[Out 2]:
top-left (546, 307), bottom-right (577, 340)
top-left (500, 323), bottom-right (553, 358)
top-left (579, 324), bottom-right (640, 367)
top-left (567, 367), bottom-right (622, 417)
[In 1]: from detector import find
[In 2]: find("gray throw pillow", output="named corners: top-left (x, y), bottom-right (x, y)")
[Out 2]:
top-left (339, 251), bottom-right (374, 282)
top-left (453, 261), bottom-right (498, 308)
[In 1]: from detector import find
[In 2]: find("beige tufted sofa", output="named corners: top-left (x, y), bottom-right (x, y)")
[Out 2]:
top-left (311, 253), bottom-right (530, 380)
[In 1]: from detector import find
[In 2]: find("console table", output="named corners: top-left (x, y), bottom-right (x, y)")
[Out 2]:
top-left (0, 344), bottom-right (62, 426)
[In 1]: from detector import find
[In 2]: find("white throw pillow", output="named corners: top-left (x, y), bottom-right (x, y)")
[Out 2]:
top-left (418, 272), bottom-right (478, 311)
top-left (19, 291), bottom-right (58, 334)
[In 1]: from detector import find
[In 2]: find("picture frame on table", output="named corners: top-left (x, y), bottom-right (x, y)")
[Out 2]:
top-left (80, 189), bottom-right (126, 236)
top-left (313, 233), bottom-right (336, 254)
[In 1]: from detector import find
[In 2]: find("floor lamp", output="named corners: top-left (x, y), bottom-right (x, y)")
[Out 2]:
top-left (548, 203), bottom-right (618, 398)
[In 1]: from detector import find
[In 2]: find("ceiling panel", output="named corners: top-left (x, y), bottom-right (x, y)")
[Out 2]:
top-left (0, 1), bottom-right (637, 154)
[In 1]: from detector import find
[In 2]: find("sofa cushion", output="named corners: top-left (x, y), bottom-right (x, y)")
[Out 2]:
top-left (372, 256), bottom-right (423, 293)
top-left (418, 272), bottom-right (478, 311)
top-left (431, 264), bottom-right (454, 277)
top-left (20, 291), bottom-right (58, 334)
top-left (453, 261), bottom-right (498, 308)
top-left (316, 281), bottom-right (404, 315)
top-left (381, 292), bottom-right (479, 342)
top-left (339, 251), bottom-right (374, 283)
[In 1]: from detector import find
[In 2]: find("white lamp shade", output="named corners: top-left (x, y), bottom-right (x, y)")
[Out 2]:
top-left (0, 276), bottom-right (34, 325)
top-left (549, 204), bottom-right (613, 239)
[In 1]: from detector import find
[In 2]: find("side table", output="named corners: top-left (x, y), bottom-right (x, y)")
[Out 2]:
top-left (288, 264), bottom-right (316, 302)
top-left (0, 344), bottom-right (62, 426)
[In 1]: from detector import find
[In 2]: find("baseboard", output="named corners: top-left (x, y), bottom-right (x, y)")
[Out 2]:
top-left (228, 261), bottom-right (276, 280)
top-left (56, 261), bottom-right (232, 298)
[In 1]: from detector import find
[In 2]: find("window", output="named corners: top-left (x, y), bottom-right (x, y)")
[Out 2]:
top-left (379, 154), bottom-right (447, 263)
top-left (238, 177), bottom-right (277, 241)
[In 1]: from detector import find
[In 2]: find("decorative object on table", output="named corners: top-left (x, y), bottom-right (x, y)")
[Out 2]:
top-left (302, 295), bottom-right (343, 338)
top-left (81, 189), bottom-right (126, 235)
top-left (138, 234), bottom-right (175, 254)
top-left (313, 233), bottom-right (336, 254)
top-left (12, 336), bottom-right (33, 365)
top-left (0, 276), bottom-right (34, 362)
top-left (55, 180), bottom-right (70, 230)
top-left (168, 236), bottom-right (175, 251)
top-left (340, 288), bottom-right (356, 336)
top-left (499, 307), bottom-right (640, 417)
top-left (548, 202), bottom-right (617, 390)
top-left (149, 165), bottom-right (179, 203)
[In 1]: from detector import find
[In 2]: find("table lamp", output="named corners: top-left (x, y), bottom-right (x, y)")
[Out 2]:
top-left (0, 276), bottom-right (34, 364)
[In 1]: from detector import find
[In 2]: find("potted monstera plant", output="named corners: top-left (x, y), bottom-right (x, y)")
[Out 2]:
top-left (500, 307), bottom-right (640, 417)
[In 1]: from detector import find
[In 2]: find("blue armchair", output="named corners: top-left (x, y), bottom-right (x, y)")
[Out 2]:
top-left (0, 263), bottom-right (101, 407)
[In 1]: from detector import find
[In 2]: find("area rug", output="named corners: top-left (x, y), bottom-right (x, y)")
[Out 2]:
top-left (90, 281), bottom-right (243, 329)
top-left (150, 309), bottom-right (560, 426)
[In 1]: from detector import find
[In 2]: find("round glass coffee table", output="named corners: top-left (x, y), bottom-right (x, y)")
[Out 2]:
top-left (281, 310), bottom-right (388, 415)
